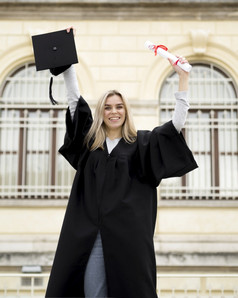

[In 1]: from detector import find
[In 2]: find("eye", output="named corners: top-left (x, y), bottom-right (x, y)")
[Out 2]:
top-left (117, 105), bottom-right (124, 109)
top-left (105, 106), bottom-right (111, 111)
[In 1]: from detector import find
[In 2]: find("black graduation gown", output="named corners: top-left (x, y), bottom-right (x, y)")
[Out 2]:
top-left (45, 96), bottom-right (198, 298)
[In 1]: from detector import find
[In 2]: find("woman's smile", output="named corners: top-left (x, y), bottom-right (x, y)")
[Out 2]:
top-left (109, 117), bottom-right (120, 121)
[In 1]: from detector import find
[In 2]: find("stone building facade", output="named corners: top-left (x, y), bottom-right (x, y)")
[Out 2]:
top-left (0, 0), bottom-right (238, 295)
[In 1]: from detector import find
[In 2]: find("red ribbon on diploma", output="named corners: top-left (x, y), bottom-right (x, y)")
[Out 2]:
top-left (153, 44), bottom-right (180, 65)
top-left (153, 45), bottom-right (168, 56)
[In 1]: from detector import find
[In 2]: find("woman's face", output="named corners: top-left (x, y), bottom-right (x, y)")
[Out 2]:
top-left (103, 94), bottom-right (126, 133)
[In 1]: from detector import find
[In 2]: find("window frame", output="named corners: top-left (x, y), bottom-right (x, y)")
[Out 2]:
top-left (0, 63), bottom-right (74, 201)
top-left (159, 62), bottom-right (238, 205)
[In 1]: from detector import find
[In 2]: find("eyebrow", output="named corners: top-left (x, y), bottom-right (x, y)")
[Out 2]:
top-left (104, 103), bottom-right (124, 106)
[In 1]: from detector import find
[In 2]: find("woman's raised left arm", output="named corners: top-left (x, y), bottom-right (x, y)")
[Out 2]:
top-left (169, 56), bottom-right (190, 132)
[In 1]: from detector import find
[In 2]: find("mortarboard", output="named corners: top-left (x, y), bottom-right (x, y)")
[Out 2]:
top-left (32, 29), bottom-right (78, 104)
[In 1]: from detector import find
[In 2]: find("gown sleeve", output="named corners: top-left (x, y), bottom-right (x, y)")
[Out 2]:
top-left (58, 96), bottom-right (93, 170)
top-left (136, 120), bottom-right (198, 187)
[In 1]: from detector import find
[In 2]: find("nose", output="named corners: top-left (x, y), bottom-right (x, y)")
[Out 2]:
top-left (111, 107), bottom-right (117, 113)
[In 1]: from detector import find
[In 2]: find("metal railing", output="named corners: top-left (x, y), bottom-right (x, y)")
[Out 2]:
top-left (0, 273), bottom-right (238, 297)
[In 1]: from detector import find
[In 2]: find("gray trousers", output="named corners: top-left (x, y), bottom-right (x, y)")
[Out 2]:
top-left (84, 232), bottom-right (108, 298)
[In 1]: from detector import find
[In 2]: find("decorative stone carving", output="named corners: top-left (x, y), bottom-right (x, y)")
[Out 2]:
top-left (190, 29), bottom-right (210, 54)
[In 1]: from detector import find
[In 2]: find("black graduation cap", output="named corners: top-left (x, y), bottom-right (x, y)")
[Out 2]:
top-left (32, 29), bottom-right (78, 104)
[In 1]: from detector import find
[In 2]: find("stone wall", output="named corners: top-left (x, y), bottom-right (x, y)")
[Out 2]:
top-left (0, 0), bottom-right (238, 274)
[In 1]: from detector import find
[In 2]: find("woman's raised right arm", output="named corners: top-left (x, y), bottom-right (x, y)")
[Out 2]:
top-left (63, 65), bottom-right (80, 120)
top-left (59, 67), bottom-right (93, 169)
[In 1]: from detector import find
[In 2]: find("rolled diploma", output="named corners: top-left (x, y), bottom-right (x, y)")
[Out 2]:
top-left (145, 40), bottom-right (192, 73)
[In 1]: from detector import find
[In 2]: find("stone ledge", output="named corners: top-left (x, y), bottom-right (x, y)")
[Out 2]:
top-left (158, 199), bottom-right (238, 208)
top-left (1, 251), bottom-right (238, 267)
top-left (156, 252), bottom-right (238, 267)
top-left (154, 234), bottom-right (238, 266)
top-left (0, 0), bottom-right (237, 3)
top-left (0, 252), bottom-right (55, 267)
top-left (154, 234), bottom-right (238, 254)
top-left (0, 235), bottom-right (59, 254)
top-left (1, 234), bottom-right (238, 267)
top-left (0, 199), bottom-right (68, 207)
top-left (0, 2), bottom-right (237, 20)
top-left (1, 198), bottom-right (237, 207)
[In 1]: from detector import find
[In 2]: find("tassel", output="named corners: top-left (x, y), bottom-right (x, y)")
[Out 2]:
top-left (49, 76), bottom-right (58, 105)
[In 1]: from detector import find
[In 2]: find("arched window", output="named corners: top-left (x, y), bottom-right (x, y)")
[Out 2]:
top-left (0, 63), bottom-right (75, 199)
top-left (159, 63), bottom-right (238, 202)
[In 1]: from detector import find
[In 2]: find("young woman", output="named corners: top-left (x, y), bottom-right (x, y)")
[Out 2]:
top-left (46, 29), bottom-right (198, 298)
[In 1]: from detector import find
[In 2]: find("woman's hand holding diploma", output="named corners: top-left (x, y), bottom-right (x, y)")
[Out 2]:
top-left (145, 40), bottom-right (191, 91)
top-left (169, 55), bottom-right (190, 91)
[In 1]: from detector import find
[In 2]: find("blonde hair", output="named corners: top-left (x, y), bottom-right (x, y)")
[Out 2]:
top-left (85, 90), bottom-right (137, 151)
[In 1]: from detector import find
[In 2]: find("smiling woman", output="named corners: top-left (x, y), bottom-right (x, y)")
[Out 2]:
top-left (45, 27), bottom-right (197, 298)
top-left (46, 64), bottom-right (197, 298)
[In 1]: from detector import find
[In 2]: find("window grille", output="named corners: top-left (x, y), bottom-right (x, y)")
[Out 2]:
top-left (0, 63), bottom-right (75, 199)
top-left (159, 63), bottom-right (238, 201)
top-left (21, 276), bottom-right (43, 287)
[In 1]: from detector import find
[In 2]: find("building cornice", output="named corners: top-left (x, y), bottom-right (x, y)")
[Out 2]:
top-left (0, 1), bottom-right (237, 20)
top-left (0, 0), bottom-right (237, 3)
